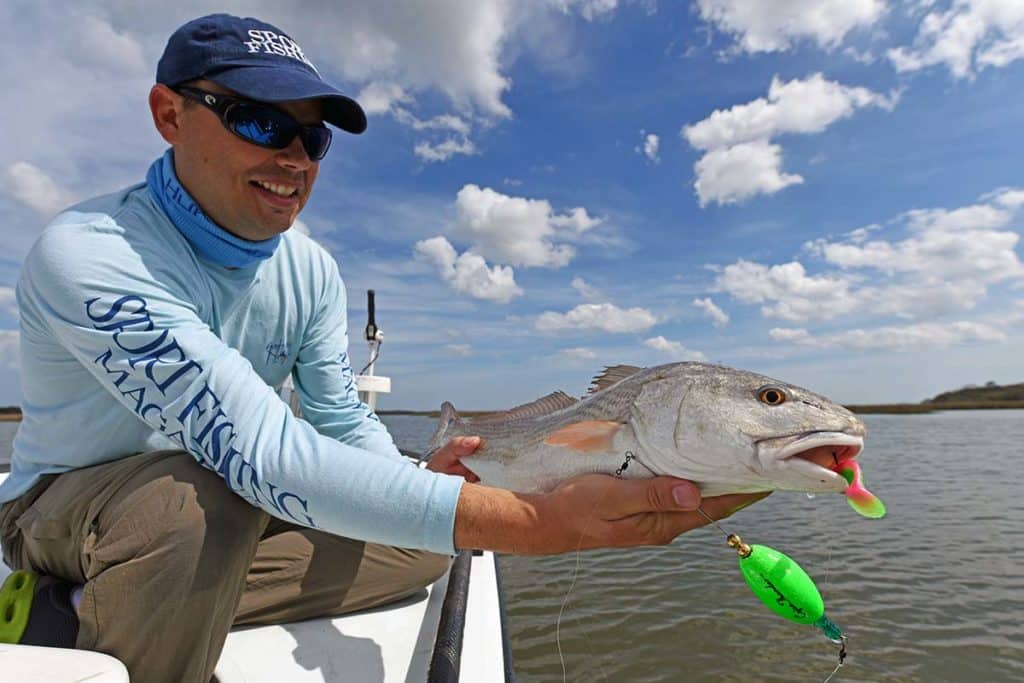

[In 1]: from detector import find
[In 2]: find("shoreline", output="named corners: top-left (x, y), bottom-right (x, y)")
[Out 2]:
top-left (3, 402), bottom-right (1024, 422)
top-left (381, 402), bottom-right (1024, 416)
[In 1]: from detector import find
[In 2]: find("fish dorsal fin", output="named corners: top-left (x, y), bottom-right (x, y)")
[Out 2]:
top-left (589, 365), bottom-right (645, 394)
top-left (428, 402), bottom-right (461, 452)
top-left (473, 391), bottom-right (578, 423)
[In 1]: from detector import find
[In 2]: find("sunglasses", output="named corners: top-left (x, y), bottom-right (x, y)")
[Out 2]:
top-left (175, 86), bottom-right (333, 161)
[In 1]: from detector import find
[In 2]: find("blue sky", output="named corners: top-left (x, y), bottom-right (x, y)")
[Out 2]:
top-left (2, 0), bottom-right (1023, 410)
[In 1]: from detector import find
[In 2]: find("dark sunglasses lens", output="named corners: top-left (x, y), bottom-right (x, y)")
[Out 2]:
top-left (227, 103), bottom-right (331, 160)
top-left (227, 104), bottom-right (298, 149)
top-left (300, 127), bottom-right (332, 161)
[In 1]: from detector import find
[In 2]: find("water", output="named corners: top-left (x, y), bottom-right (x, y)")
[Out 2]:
top-left (3, 413), bottom-right (1022, 681)
top-left (385, 411), bottom-right (1024, 683)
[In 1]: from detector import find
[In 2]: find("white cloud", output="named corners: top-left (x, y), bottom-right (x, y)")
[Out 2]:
top-left (552, 0), bottom-right (620, 21)
top-left (452, 185), bottom-right (602, 268)
top-left (693, 141), bottom-right (803, 206)
top-left (414, 137), bottom-right (477, 163)
top-left (0, 330), bottom-right (19, 369)
top-left (769, 327), bottom-right (812, 343)
top-left (571, 277), bottom-right (604, 301)
top-left (770, 321), bottom-right (1007, 351)
top-left (638, 133), bottom-right (660, 162)
top-left (720, 187), bottom-right (1024, 324)
top-left (536, 303), bottom-right (657, 333)
top-left (2, 162), bottom-right (78, 217)
top-left (76, 15), bottom-right (147, 76)
top-left (355, 82), bottom-right (410, 116)
top-left (693, 297), bottom-right (730, 327)
top-left (804, 187), bottom-right (1024, 317)
top-left (414, 236), bottom-right (523, 303)
top-left (0, 287), bottom-right (16, 317)
top-left (644, 336), bottom-right (707, 360)
top-left (561, 346), bottom-right (598, 361)
top-left (397, 111), bottom-right (472, 136)
top-left (683, 74), bottom-right (897, 206)
top-left (446, 343), bottom-right (473, 356)
top-left (716, 260), bottom-right (862, 322)
top-left (888, 0), bottom-right (1024, 78)
top-left (697, 0), bottom-right (886, 53)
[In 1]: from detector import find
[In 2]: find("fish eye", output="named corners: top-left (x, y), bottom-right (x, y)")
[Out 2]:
top-left (757, 386), bottom-right (787, 406)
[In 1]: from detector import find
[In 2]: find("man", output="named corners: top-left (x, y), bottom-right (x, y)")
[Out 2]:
top-left (0, 13), bottom-right (766, 682)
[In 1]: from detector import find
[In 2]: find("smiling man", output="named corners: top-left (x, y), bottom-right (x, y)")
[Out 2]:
top-left (0, 13), bottom-right (765, 682)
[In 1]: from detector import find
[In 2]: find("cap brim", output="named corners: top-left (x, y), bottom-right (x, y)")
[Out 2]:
top-left (208, 66), bottom-right (367, 134)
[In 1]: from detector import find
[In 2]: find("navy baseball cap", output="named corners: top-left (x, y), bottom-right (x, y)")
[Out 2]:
top-left (156, 14), bottom-right (366, 134)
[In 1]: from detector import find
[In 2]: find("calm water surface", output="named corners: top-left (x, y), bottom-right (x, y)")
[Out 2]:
top-left (386, 411), bottom-right (1024, 683)
top-left (3, 413), bottom-right (1022, 681)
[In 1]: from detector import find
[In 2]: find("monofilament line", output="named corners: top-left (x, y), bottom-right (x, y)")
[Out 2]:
top-left (556, 478), bottom-right (614, 683)
top-left (696, 506), bottom-right (731, 537)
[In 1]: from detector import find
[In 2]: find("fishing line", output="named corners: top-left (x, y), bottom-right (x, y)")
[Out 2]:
top-left (556, 477), bottom-right (615, 683)
top-left (555, 453), bottom-right (654, 682)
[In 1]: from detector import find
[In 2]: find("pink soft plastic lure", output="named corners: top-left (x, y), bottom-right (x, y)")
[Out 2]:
top-left (836, 459), bottom-right (886, 519)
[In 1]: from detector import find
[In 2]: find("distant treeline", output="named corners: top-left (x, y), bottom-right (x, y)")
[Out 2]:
top-left (3, 381), bottom-right (1024, 420)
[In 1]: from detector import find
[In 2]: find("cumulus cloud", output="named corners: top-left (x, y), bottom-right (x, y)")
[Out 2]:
top-left (452, 185), bottom-right (602, 268)
top-left (693, 297), bottom-right (730, 327)
top-left (637, 132), bottom-right (660, 162)
top-left (2, 162), bottom-right (78, 217)
top-left (0, 287), bottom-right (16, 317)
top-left (571, 277), bottom-right (604, 301)
top-left (804, 187), bottom-right (1024, 317)
top-left (716, 260), bottom-right (861, 322)
top-left (769, 321), bottom-right (1007, 351)
top-left (551, 0), bottom-right (620, 21)
top-left (718, 187), bottom-right (1024, 324)
top-left (76, 15), bottom-right (148, 76)
top-left (889, 0), bottom-right (1024, 78)
top-left (693, 141), bottom-right (803, 206)
top-left (414, 236), bottom-right (523, 303)
top-left (697, 0), bottom-right (886, 53)
top-left (0, 330), bottom-right (19, 369)
top-left (355, 82), bottom-right (410, 116)
top-left (560, 346), bottom-right (598, 361)
top-left (536, 303), bottom-right (657, 333)
top-left (644, 336), bottom-right (707, 360)
top-left (682, 74), bottom-right (897, 206)
top-left (414, 137), bottom-right (478, 163)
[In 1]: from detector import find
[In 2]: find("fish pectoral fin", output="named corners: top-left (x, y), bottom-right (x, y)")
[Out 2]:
top-left (544, 420), bottom-right (623, 453)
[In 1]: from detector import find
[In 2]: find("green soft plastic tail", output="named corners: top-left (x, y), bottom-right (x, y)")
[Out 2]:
top-left (0, 570), bottom-right (38, 643)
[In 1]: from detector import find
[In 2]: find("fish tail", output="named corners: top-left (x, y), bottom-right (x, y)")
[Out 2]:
top-left (428, 402), bottom-right (460, 454)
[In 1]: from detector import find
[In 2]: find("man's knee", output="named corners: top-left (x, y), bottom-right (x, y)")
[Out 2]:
top-left (406, 550), bottom-right (452, 589)
top-left (87, 454), bottom-right (269, 574)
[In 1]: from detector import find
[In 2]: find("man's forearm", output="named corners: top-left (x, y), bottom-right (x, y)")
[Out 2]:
top-left (453, 483), bottom-right (546, 554)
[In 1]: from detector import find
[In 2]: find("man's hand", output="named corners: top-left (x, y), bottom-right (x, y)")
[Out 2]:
top-left (425, 436), bottom-right (482, 482)
top-left (454, 473), bottom-right (770, 555)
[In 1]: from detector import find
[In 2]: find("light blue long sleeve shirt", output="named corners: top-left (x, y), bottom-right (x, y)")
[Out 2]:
top-left (0, 183), bottom-right (464, 554)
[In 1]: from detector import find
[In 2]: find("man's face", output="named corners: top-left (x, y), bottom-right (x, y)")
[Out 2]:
top-left (171, 79), bottom-right (323, 241)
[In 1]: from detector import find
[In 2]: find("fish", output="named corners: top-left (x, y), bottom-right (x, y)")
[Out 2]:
top-left (429, 362), bottom-right (881, 512)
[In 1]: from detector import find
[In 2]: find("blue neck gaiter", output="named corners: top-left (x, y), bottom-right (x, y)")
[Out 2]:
top-left (146, 149), bottom-right (280, 268)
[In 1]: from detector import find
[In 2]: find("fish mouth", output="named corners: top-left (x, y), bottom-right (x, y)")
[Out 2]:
top-left (759, 431), bottom-right (864, 491)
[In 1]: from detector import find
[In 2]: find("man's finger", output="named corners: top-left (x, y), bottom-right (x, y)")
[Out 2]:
top-left (453, 435), bottom-right (482, 456)
top-left (602, 476), bottom-right (703, 518)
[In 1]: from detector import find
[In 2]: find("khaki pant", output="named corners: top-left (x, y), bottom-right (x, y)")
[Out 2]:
top-left (0, 450), bottom-right (452, 683)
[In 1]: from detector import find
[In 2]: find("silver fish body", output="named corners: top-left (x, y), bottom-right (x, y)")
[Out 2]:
top-left (428, 362), bottom-right (867, 496)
